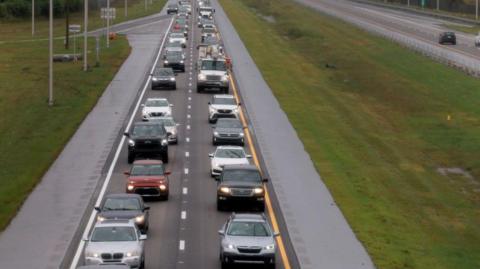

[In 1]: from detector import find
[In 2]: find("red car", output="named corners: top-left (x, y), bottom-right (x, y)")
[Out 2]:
top-left (125, 159), bottom-right (170, 200)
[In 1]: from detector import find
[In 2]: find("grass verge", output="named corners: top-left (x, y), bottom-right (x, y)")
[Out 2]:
top-left (219, 0), bottom-right (480, 268)
top-left (0, 35), bottom-right (130, 230)
top-left (443, 23), bottom-right (480, 34)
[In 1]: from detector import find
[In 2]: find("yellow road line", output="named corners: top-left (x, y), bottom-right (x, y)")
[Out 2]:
top-left (229, 74), bottom-right (292, 269)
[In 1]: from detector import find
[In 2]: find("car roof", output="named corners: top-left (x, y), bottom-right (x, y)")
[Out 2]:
top-left (231, 213), bottom-right (266, 222)
top-left (104, 193), bottom-right (143, 200)
top-left (213, 94), bottom-right (234, 99)
top-left (77, 265), bottom-right (130, 269)
top-left (222, 164), bottom-right (258, 171)
top-left (216, 145), bottom-right (244, 150)
top-left (132, 121), bottom-right (165, 128)
top-left (93, 219), bottom-right (135, 228)
top-left (132, 159), bottom-right (163, 165)
top-left (146, 97), bottom-right (168, 101)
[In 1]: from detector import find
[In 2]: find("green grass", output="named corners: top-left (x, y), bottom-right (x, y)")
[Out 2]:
top-left (219, 0), bottom-right (480, 268)
top-left (0, 30), bottom-right (131, 230)
top-left (0, 0), bottom-right (166, 41)
top-left (443, 23), bottom-right (480, 34)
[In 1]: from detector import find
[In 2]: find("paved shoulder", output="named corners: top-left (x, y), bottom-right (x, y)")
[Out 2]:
top-left (0, 17), bottom-right (170, 269)
top-left (211, 0), bottom-right (375, 268)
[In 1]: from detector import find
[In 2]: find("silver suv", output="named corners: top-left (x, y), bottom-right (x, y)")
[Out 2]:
top-left (208, 95), bottom-right (240, 123)
top-left (218, 213), bottom-right (278, 268)
top-left (84, 219), bottom-right (146, 269)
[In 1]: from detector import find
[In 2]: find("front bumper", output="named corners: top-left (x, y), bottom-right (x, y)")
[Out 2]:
top-left (217, 194), bottom-right (265, 204)
top-left (127, 185), bottom-right (169, 198)
top-left (85, 256), bottom-right (141, 268)
top-left (209, 111), bottom-right (238, 121)
top-left (222, 251), bottom-right (275, 265)
top-left (128, 146), bottom-right (168, 156)
top-left (198, 80), bottom-right (229, 89)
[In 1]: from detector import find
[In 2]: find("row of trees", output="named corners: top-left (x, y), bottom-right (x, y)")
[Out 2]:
top-left (0, 0), bottom-right (84, 18)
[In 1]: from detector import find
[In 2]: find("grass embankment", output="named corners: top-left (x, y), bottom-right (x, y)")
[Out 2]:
top-left (0, 0), bottom-right (166, 41)
top-left (219, 0), bottom-right (480, 268)
top-left (443, 23), bottom-right (480, 34)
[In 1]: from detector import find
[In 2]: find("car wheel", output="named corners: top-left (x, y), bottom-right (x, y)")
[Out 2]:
top-left (221, 260), bottom-right (229, 269)
top-left (217, 199), bottom-right (225, 211)
top-left (258, 202), bottom-right (265, 212)
top-left (162, 152), bottom-right (169, 163)
top-left (212, 137), bottom-right (217, 146)
top-left (197, 87), bottom-right (203, 93)
top-left (140, 255), bottom-right (145, 269)
top-left (128, 152), bottom-right (135, 164)
top-left (223, 88), bottom-right (229, 94)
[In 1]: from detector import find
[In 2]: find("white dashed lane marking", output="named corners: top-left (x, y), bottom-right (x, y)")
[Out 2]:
top-left (179, 240), bottom-right (185, 251)
top-left (184, 168), bottom-right (189, 175)
top-left (181, 211), bottom-right (187, 220)
top-left (183, 187), bottom-right (188, 194)
top-left (186, 137), bottom-right (190, 143)
top-left (185, 151), bottom-right (189, 157)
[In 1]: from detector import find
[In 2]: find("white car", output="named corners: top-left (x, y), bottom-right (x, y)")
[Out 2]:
top-left (209, 146), bottom-right (251, 177)
top-left (84, 219), bottom-right (146, 268)
top-left (208, 94), bottom-right (240, 123)
top-left (169, 33), bottom-right (187, 48)
top-left (150, 117), bottom-right (179, 144)
top-left (164, 47), bottom-right (185, 60)
top-left (475, 34), bottom-right (480, 47)
top-left (141, 98), bottom-right (173, 120)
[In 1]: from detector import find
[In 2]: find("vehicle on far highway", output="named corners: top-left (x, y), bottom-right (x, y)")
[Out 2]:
top-left (210, 146), bottom-right (251, 177)
top-left (95, 193), bottom-right (150, 234)
top-left (173, 23), bottom-right (189, 37)
top-left (150, 117), bottom-right (179, 144)
top-left (198, 17), bottom-right (214, 28)
top-left (218, 213), bottom-right (278, 269)
top-left (475, 33), bottom-right (480, 47)
top-left (124, 121), bottom-right (169, 163)
top-left (125, 159), bottom-right (170, 200)
top-left (151, 67), bottom-right (176, 90)
top-left (212, 118), bottom-right (245, 146)
top-left (201, 27), bottom-right (217, 42)
top-left (141, 98), bottom-right (173, 120)
top-left (168, 33), bottom-right (187, 48)
top-left (216, 164), bottom-right (267, 211)
top-left (198, 6), bottom-right (215, 19)
top-left (167, 4), bottom-right (178, 14)
top-left (208, 94), bottom-right (239, 123)
top-left (438, 31), bottom-right (456, 45)
top-left (77, 264), bottom-right (130, 269)
top-left (165, 41), bottom-right (184, 54)
top-left (83, 219), bottom-right (146, 269)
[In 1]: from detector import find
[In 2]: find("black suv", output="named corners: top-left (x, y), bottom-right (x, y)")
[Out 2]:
top-left (212, 118), bottom-right (245, 146)
top-left (439, 32), bottom-right (456, 45)
top-left (217, 164), bottom-right (267, 211)
top-left (167, 4), bottom-right (178, 14)
top-left (151, 67), bottom-right (176, 90)
top-left (164, 52), bottom-right (185, 72)
top-left (124, 122), bottom-right (169, 163)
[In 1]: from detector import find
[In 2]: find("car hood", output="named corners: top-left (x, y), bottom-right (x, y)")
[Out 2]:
top-left (214, 127), bottom-right (243, 134)
top-left (219, 181), bottom-right (262, 188)
top-left (224, 235), bottom-right (274, 248)
top-left (128, 176), bottom-right (166, 183)
top-left (211, 104), bottom-right (237, 110)
top-left (85, 241), bottom-right (140, 254)
top-left (142, 107), bottom-right (171, 114)
top-left (200, 70), bottom-right (227, 76)
top-left (212, 158), bottom-right (249, 167)
top-left (165, 126), bottom-right (176, 133)
top-left (99, 210), bottom-right (143, 220)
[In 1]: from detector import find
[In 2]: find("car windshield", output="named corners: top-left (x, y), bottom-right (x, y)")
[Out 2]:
top-left (103, 198), bottom-right (141, 211)
top-left (200, 7), bottom-right (213, 12)
top-left (213, 97), bottom-right (235, 105)
top-left (201, 60), bottom-right (226, 71)
top-left (154, 68), bottom-right (173, 76)
top-left (222, 169), bottom-right (261, 183)
top-left (175, 19), bottom-right (186, 24)
top-left (168, 4), bottom-right (176, 7)
top-left (227, 221), bottom-right (270, 237)
top-left (166, 50), bottom-right (183, 57)
top-left (202, 28), bottom-right (216, 34)
top-left (131, 164), bottom-right (165, 176)
top-left (151, 118), bottom-right (175, 127)
top-left (145, 99), bottom-right (169, 107)
top-left (216, 148), bottom-right (245, 158)
top-left (171, 33), bottom-right (184, 38)
top-left (166, 54), bottom-right (182, 61)
top-left (216, 119), bottom-right (242, 128)
top-left (91, 227), bottom-right (137, 242)
top-left (166, 42), bottom-right (182, 48)
top-left (132, 124), bottom-right (166, 136)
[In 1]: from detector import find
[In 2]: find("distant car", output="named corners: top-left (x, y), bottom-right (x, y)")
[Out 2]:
top-left (200, 35), bottom-right (220, 46)
top-left (169, 33), bottom-right (187, 48)
top-left (150, 117), bottom-right (179, 144)
top-left (198, 18), bottom-right (214, 28)
top-left (178, 6), bottom-right (190, 15)
top-left (439, 32), bottom-right (456, 45)
top-left (163, 51), bottom-right (185, 72)
top-left (212, 118), bottom-right (245, 146)
top-left (201, 27), bottom-right (217, 42)
top-left (218, 213), bottom-right (278, 268)
top-left (151, 67), bottom-right (176, 90)
top-left (141, 98), bottom-right (173, 120)
top-left (164, 47), bottom-right (185, 60)
top-left (175, 17), bottom-right (189, 29)
top-left (209, 146), bottom-right (251, 177)
top-left (95, 193), bottom-right (150, 233)
top-left (165, 40), bottom-right (184, 53)
top-left (208, 94), bottom-right (240, 123)
top-left (216, 164), bottom-right (267, 211)
top-left (475, 34), bottom-right (480, 47)
top-left (167, 4), bottom-right (178, 14)
top-left (125, 159), bottom-right (170, 200)
top-left (77, 265), bottom-right (130, 269)
top-left (124, 121), bottom-right (169, 163)
top-left (84, 219), bottom-right (146, 269)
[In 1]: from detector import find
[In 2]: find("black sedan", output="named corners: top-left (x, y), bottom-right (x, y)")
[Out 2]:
top-left (151, 67), bottom-right (176, 90)
top-left (439, 32), bottom-right (456, 45)
top-left (163, 51), bottom-right (185, 72)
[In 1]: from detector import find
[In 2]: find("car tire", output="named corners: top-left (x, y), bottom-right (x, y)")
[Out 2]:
top-left (217, 199), bottom-right (225, 211)
top-left (209, 118), bottom-right (215, 124)
top-left (162, 152), bottom-right (169, 163)
top-left (128, 152), bottom-right (135, 164)
top-left (258, 202), bottom-right (265, 212)
top-left (223, 88), bottom-right (229, 94)
top-left (140, 256), bottom-right (145, 269)
top-left (221, 260), bottom-right (229, 269)
top-left (212, 137), bottom-right (217, 146)
top-left (197, 87), bottom-right (203, 93)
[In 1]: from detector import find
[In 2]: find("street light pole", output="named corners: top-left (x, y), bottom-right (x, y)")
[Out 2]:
top-left (476, 0), bottom-right (478, 20)
top-left (84, 0), bottom-right (88, 71)
top-left (125, 0), bottom-right (127, 17)
top-left (106, 0), bottom-right (110, 48)
top-left (32, 0), bottom-right (35, 36)
top-left (48, 0), bottom-right (54, 106)
top-left (437, 0), bottom-right (439, 11)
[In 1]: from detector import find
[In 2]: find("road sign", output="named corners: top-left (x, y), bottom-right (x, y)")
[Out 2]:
top-left (69, 24), bottom-right (81, 33)
top-left (101, 8), bottom-right (116, 19)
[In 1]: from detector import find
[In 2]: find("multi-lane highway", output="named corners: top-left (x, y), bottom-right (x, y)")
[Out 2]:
top-left (69, 1), bottom-right (299, 268)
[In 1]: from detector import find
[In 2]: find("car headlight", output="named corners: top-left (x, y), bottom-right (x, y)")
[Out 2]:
top-left (128, 139), bottom-right (135, 146)
top-left (135, 215), bottom-right (145, 224)
top-left (126, 250), bottom-right (140, 257)
top-left (198, 74), bottom-right (206, 80)
top-left (213, 131), bottom-right (219, 136)
top-left (159, 184), bottom-right (167, 190)
top-left (226, 243), bottom-right (235, 250)
top-left (264, 244), bottom-right (275, 250)
top-left (170, 77), bottom-right (175, 81)
top-left (127, 184), bottom-right (134, 191)
top-left (254, 187), bottom-right (264, 194)
top-left (85, 251), bottom-right (99, 258)
top-left (221, 75), bottom-right (229, 81)
top-left (97, 215), bottom-right (106, 222)
top-left (209, 107), bottom-right (217, 113)
top-left (161, 139), bottom-right (168, 146)
top-left (239, 132), bottom-right (244, 137)
top-left (152, 77), bottom-right (158, 81)
top-left (164, 60), bottom-right (169, 64)
top-left (180, 60), bottom-right (184, 64)
top-left (220, 187), bottom-right (230, 194)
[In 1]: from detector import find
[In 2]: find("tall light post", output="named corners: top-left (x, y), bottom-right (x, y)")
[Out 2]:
top-left (83, 0), bottom-right (88, 71)
top-left (106, 0), bottom-right (110, 48)
top-left (436, 0), bottom-right (439, 11)
top-left (48, 0), bottom-right (53, 106)
top-left (476, 0), bottom-right (478, 20)
top-left (32, 0), bottom-right (35, 36)
top-left (125, 0), bottom-right (128, 17)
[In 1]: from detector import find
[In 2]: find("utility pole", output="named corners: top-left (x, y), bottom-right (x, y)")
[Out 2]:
top-left (84, 0), bottom-right (88, 71)
top-left (407, 0), bottom-right (410, 7)
top-left (144, 0), bottom-right (147, 11)
top-left (32, 0), bottom-right (35, 36)
top-left (436, 0), bottom-right (439, 11)
top-left (65, 0), bottom-right (70, 49)
top-left (49, 0), bottom-right (54, 106)
top-left (476, 0), bottom-right (478, 20)
top-left (125, 0), bottom-right (127, 17)
top-left (106, 0), bottom-right (110, 48)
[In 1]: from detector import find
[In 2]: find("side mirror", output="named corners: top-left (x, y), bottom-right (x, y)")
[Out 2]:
top-left (141, 104), bottom-right (145, 107)
top-left (124, 171), bottom-right (130, 176)
top-left (123, 132), bottom-right (130, 137)
top-left (209, 153), bottom-right (214, 158)
top-left (238, 102), bottom-right (241, 106)
top-left (170, 104), bottom-right (174, 107)
top-left (208, 101), bottom-right (211, 105)
top-left (139, 234), bottom-right (147, 240)
top-left (263, 178), bottom-right (269, 182)
top-left (218, 230), bottom-right (224, 236)
top-left (144, 206), bottom-right (150, 211)
top-left (82, 237), bottom-right (89, 242)
top-left (165, 171), bottom-right (172, 175)
top-left (94, 206), bottom-right (101, 211)
top-left (274, 232), bottom-right (280, 237)
top-left (246, 155), bottom-right (252, 158)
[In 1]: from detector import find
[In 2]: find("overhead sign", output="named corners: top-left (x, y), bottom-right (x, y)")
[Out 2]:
top-left (69, 24), bottom-right (81, 33)
top-left (101, 8), bottom-right (116, 19)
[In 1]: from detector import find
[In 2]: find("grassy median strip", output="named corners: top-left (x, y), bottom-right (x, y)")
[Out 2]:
top-left (219, 0), bottom-right (480, 268)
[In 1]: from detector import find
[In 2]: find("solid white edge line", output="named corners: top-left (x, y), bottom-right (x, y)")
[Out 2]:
top-left (68, 17), bottom-right (175, 269)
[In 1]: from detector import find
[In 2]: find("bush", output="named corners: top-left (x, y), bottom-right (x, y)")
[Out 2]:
top-left (0, 0), bottom-right (83, 18)
top-left (4, 0), bottom-right (30, 18)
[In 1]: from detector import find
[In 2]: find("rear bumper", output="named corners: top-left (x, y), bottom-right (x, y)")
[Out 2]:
top-left (152, 80), bottom-right (176, 89)
top-left (213, 136), bottom-right (244, 145)
top-left (127, 186), bottom-right (168, 197)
